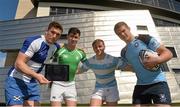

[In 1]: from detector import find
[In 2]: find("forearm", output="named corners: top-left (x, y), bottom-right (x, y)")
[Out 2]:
top-left (122, 65), bottom-right (133, 72)
top-left (15, 61), bottom-right (38, 79)
top-left (157, 49), bottom-right (173, 64)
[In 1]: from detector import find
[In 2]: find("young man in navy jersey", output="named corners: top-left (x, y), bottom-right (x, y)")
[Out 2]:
top-left (114, 21), bottom-right (172, 107)
top-left (5, 21), bottom-right (63, 106)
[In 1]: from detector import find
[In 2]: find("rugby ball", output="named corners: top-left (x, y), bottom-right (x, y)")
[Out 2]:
top-left (139, 49), bottom-right (160, 71)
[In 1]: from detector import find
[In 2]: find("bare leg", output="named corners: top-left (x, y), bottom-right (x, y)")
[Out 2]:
top-left (65, 100), bottom-right (77, 107)
top-left (50, 101), bottom-right (62, 107)
top-left (24, 100), bottom-right (40, 107)
top-left (90, 98), bottom-right (102, 107)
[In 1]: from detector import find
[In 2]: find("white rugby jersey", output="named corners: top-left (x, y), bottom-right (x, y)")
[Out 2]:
top-left (8, 35), bottom-right (60, 83)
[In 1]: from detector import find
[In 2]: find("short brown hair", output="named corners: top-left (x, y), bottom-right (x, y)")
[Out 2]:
top-left (68, 27), bottom-right (81, 36)
top-left (92, 39), bottom-right (105, 47)
top-left (114, 21), bottom-right (129, 32)
top-left (48, 21), bottom-right (63, 32)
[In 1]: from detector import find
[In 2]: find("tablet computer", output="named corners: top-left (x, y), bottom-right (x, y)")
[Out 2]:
top-left (45, 64), bottom-right (69, 81)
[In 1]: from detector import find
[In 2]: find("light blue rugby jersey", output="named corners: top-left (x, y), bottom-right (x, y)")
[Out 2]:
top-left (80, 53), bottom-right (127, 88)
top-left (121, 37), bottom-right (167, 85)
top-left (8, 35), bottom-right (60, 83)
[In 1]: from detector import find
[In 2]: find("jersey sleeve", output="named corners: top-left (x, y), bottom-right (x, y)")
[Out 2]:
top-left (51, 46), bottom-right (60, 62)
top-left (116, 57), bottom-right (129, 69)
top-left (77, 48), bottom-right (87, 62)
top-left (81, 51), bottom-right (87, 62)
top-left (20, 38), bottom-right (39, 58)
top-left (148, 37), bottom-right (161, 51)
top-left (79, 59), bottom-right (89, 73)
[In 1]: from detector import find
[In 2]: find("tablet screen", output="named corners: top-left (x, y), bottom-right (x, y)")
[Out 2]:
top-left (45, 64), bottom-right (69, 81)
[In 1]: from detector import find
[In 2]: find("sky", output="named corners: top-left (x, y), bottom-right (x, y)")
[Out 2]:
top-left (0, 0), bottom-right (18, 21)
top-left (0, 0), bottom-right (18, 67)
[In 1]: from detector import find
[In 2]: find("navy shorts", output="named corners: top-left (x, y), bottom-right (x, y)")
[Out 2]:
top-left (132, 82), bottom-right (171, 105)
top-left (5, 77), bottom-right (40, 106)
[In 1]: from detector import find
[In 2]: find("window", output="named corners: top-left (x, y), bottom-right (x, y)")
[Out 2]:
top-left (137, 25), bottom-right (148, 31)
top-left (141, 0), bottom-right (155, 5)
top-left (173, 0), bottom-right (180, 12)
top-left (158, 0), bottom-right (171, 9)
top-left (50, 7), bottom-right (99, 16)
top-left (166, 47), bottom-right (177, 58)
top-left (160, 63), bottom-right (170, 72)
top-left (2, 50), bottom-right (19, 67)
top-left (153, 18), bottom-right (180, 26)
top-left (0, 51), bottom-right (7, 67)
top-left (172, 68), bottom-right (180, 73)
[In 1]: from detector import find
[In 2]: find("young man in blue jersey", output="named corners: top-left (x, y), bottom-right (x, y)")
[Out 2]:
top-left (78, 39), bottom-right (129, 106)
top-left (114, 21), bottom-right (172, 107)
top-left (4, 21), bottom-right (63, 107)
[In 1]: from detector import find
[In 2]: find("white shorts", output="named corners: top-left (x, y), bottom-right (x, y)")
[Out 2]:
top-left (50, 82), bottom-right (77, 102)
top-left (91, 86), bottom-right (120, 102)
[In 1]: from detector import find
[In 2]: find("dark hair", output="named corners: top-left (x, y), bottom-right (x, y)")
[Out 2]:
top-left (114, 21), bottom-right (129, 32)
top-left (92, 39), bottom-right (105, 47)
top-left (48, 21), bottom-right (63, 32)
top-left (68, 27), bottom-right (81, 36)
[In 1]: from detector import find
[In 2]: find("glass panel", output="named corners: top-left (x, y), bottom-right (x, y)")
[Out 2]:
top-left (50, 7), bottom-right (99, 15)
top-left (137, 25), bottom-right (148, 30)
top-left (57, 8), bottom-right (67, 14)
top-left (68, 8), bottom-right (73, 14)
top-left (173, 0), bottom-right (180, 12)
top-left (50, 12), bottom-right (56, 16)
top-left (3, 50), bottom-right (19, 67)
top-left (0, 51), bottom-right (7, 67)
top-left (160, 63), bottom-right (170, 72)
top-left (123, 0), bottom-right (136, 2)
top-left (172, 68), bottom-right (180, 73)
top-left (158, 0), bottom-right (171, 9)
top-left (50, 7), bottom-right (56, 11)
top-left (166, 47), bottom-right (177, 58)
top-left (153, 18), bottom-right (180, 26)
top-left (141, 0), bottom-right (154, 5)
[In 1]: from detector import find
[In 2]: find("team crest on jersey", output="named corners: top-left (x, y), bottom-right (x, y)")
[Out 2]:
top-left (151, 41), bottom-right (157, 46)
top-left (134, 42), bottom-right (139, 47)
top-left (159, 94), bottom-right (167, 102)
top-left (13, 96), bottom-right (21, 101)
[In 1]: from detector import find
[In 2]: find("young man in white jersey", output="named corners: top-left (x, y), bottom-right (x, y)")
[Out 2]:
top-left (114, 21), bottom-right (172, 107)
top-left (79, 39), bottom-right (129, 106)
top-left (5, 21), bottom-right (63, 107)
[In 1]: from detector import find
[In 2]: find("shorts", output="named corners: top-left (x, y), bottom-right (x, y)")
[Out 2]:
top-left (50, 82), bottom-right (77, 102)
top-left (91, 86), bottom-right (120, 102)
top-left (133, 82), bottom-right (171, 104)
top-left (5, 76), bottom-right (40, 106)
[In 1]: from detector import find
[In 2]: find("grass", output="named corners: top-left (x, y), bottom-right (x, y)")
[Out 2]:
top-left (1, 102), bottom-right (179, 106)
top-left (41, 103), bottom-right (180, 106)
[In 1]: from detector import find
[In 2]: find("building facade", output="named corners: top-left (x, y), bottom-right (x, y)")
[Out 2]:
top-left (0, 0), bottom-right (180, 104)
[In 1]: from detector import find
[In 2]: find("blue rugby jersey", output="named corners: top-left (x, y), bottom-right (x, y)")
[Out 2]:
top-left (80, 53), bottom-right (126, 88)
top-left (8, 35), bottom-right (60, 83)
top-left (121, 37), bottom-right (167, 85)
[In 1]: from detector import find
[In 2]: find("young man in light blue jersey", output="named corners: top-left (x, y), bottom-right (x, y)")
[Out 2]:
top-left (79, 39), bottom-right (129, 106)
top-left (4, 21), bottom-right (63, 107)
top-left (114, 21), bottom-right (173, 107)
